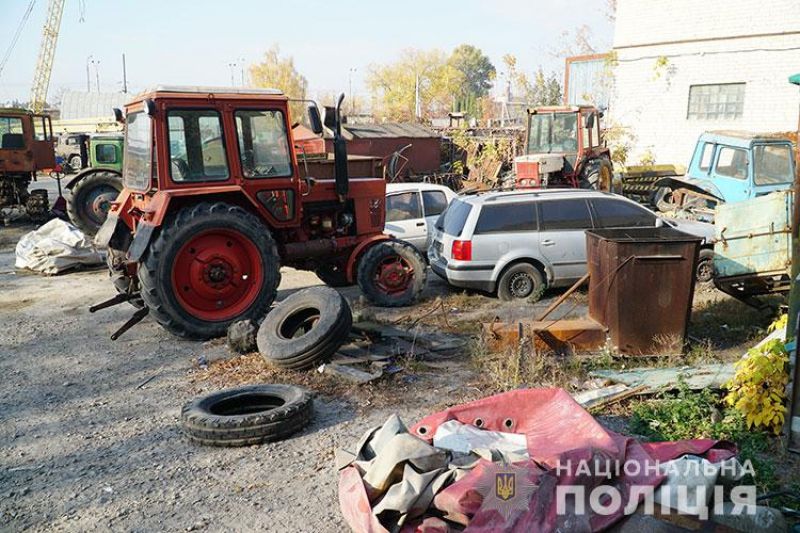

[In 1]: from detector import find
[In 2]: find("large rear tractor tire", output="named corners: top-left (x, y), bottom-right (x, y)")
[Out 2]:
top-left (66, 170), bottom-right (123, 236)
top-left (356, 240), bottom-right (427, 307)
top-left (579, 159), bottom-right (613, 190)
top-left (139, 202), bottom-right (281, 339)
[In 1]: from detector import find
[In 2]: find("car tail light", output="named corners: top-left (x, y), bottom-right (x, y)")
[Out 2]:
top-left (451, 240), bottom-right (472, 261)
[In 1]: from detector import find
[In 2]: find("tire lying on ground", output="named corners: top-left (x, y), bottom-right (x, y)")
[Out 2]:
top-left (257, 286), bottom-right (352, 370)
top-left (181, 384), bottom-right (313, 447)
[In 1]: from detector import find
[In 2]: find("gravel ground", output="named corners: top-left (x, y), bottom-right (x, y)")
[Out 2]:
top-left (0, 186), bottom-right (761, 531)
top-left (0, 217), bottom-right (492, 532)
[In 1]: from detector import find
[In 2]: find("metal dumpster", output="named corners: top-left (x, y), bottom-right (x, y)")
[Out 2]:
top-left (586, 227), bottom-right (701, 355)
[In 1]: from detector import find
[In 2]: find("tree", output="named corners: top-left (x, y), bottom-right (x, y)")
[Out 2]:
top-left (448, 44), bottom-right (495, 115)
top-left (366, 48), bottom-right (461, 122)
top-left (502, 54), bottom-right (562, 107)
top-left (249, 45), bottom-right (308, 101)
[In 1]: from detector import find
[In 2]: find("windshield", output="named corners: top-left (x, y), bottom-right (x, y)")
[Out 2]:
top-left (527, 113), bottom-right (578, 154)
top-left (123, 112), bottom-right (152, 190)
top-left (436, 199), bottom-right (472, 236)
top-left (753, 144), bottom-right (793, 186)
top-left (0, 116), bottom-right (24, 149)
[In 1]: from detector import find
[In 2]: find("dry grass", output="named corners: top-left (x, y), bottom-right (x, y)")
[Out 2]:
top-left (188, 353), bottom-right (404, 409)
top-left (469, 333), bottom-right (586, 393)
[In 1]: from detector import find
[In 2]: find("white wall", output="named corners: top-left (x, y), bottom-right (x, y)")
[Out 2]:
top-left (610, 0), bottom-right (800, 166)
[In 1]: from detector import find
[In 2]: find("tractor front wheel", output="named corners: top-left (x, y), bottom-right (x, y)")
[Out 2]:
top-left (356, 240), bottom-right (427, 307)
top-left (66, 170), bottom-right (123, 236)
top-left (139, 202), bottom-right (281, 339)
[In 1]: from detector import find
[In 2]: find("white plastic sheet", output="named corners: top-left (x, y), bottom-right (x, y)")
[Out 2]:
top-left (15, 219), bottom-right (104, 274)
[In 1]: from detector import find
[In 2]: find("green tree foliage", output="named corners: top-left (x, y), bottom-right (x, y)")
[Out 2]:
top-left (367, 48), bottom-right (462, 122)
top-left (502, 54), bottom-right (562, 106)
top-left (448, 44), bottom-right (495, 115)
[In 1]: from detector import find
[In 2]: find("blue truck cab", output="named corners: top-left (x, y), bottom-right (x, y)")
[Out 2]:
top-left (654, 131), bottom-right (795, 219)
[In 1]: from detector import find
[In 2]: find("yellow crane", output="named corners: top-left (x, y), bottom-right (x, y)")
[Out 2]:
top-left (29, 0), bottom-right (66, 113)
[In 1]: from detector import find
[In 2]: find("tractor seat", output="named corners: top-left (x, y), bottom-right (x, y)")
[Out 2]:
top-left (1, 133), bottom-right (25, 149)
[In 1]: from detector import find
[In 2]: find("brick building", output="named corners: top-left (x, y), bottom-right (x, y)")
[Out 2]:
top-left (610, 0), bottom-right (800, 165)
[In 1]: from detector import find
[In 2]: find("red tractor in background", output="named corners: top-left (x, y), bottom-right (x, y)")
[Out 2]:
top-left (94, 86), bottom-right (427, 340)
top-left (0, 108), bottom-right (58, 223)
top-left (514, 105), bottom-right (613, 190)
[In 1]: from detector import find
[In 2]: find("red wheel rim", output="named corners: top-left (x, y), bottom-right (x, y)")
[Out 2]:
top-left (171, 229), bottom-right (263, 321)
top-left (373, 255), bottom-right (413, 295)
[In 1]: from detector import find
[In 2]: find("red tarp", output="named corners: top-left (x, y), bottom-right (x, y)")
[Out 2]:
top-left (339, 388), bottom-right (735, 532)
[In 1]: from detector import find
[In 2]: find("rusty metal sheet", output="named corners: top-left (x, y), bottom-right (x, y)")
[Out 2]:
top-left (714, 190), bottom-right (792, 279)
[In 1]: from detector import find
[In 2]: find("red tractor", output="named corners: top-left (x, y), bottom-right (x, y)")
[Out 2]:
top-left (514, 105), bottom-right (612, 190)
top-left (94, 86), bottom-right (426, 340)
top-left (0, 108), bottom-right (57, 223)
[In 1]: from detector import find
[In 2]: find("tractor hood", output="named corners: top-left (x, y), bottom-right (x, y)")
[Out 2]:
top-left (653, 175), bottom-right (725, 201)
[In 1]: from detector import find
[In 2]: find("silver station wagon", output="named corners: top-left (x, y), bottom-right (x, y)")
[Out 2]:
top-left (428, 189), bottom-right (714, 301)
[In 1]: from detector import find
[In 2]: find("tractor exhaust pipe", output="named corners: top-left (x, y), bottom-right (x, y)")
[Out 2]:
top-left (325, 94), bottom-right (349, 202)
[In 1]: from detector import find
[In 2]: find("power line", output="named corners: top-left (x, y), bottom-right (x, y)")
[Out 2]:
top-left (0, 0), bottom-right (37, 80)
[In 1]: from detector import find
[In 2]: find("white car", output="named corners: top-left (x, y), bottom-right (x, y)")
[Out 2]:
top-left (384, 183), bottom-right (458, 253)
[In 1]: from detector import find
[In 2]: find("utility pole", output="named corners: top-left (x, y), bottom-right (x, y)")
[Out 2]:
top-left (414, 72), bottom-right (421, 121)
top-left (787, 72), bottom-right (800, 453)
top-left (122, 53), bottom-right (128, 93)
top-left (93, 59), bottom-right (100, 92)
top-left (349, 67), bottom-right (357, 115)
top-left (86, 55), bottom-right (92, 92)
top-left (240, 57), bottom-right (245, 86)
top-left (228, 62), bottom-right (237, 86)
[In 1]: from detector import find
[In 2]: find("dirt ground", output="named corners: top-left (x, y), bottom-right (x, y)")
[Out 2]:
top-left (0, 203), bottom-right (778, 532)
top-left (0, 211), bottom-right (574, 531)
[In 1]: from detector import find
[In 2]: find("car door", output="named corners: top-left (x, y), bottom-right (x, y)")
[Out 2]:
top-left (420, 189), bottom-right (451, 250)
top-left (710, 145), bottom-right (749, 202)
top-left (537, 198), bottom-right (594, 282)
top-left (385, 190), bottom-right (426, 250)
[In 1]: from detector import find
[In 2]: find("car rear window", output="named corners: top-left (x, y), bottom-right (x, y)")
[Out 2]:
top-left (437, 199), bottom-right (472, 237)
top-left (474, 202), bottom-right (537, 234)
top-left (590, 198), bottom-right (656, 228)
top-left (539, 199), bottom-right (593, 230)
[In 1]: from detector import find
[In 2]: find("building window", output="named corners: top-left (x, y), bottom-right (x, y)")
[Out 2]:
top-left (687, 83), bottom-right (745, 120)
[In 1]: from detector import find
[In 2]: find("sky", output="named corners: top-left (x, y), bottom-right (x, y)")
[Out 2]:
top-left (0, 0), bottom-right (613, 105)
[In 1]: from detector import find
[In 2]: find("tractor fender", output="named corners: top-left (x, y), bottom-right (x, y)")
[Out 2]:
top-left (127, 222), bottom-right (157, 262)
top-left (652, 176), bottom-right (724, 201)
top-left (345, 234), bottom-right (392, 283)
top-left (64, 167), bottom-right (121, 190)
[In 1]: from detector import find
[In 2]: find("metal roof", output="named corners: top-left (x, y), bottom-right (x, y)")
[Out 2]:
top-left (791, 73), bottom-right (800, 85)
top-left (60, 91), bottom-right (128, 120)
top-left (703, 130), bottom-right (793, 144)
top-left (343, 122), bottom-right (439, 139)
top-left (143, 85), bottom-right (283, 95)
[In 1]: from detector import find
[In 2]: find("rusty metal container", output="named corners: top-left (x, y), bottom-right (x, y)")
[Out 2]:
top-left (586, 227), bottom-right (701, 355)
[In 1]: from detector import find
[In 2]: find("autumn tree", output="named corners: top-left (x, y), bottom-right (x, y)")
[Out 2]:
top-left (249, 45), bottom-right (308, 118)
top-left (502, 54), bottom-right (562, 107)
top-left (448, 44), bottom-right (495, 116)
top-left (366, 48), bottom-right (461, 122)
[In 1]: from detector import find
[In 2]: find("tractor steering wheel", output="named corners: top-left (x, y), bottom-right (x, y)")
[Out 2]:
top-left (171, 158), bottom-right (190, 180)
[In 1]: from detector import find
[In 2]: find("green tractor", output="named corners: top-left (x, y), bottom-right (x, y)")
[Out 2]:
top-left (65, 134), bottom-right (124, 235)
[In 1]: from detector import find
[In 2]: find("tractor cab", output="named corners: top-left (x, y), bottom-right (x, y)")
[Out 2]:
top-left (0, 108), bottom-right (56, 173)
top-left (515, 105), bottom-right (611, 190)
top-left (0, 108), bottom-right (56, 222)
